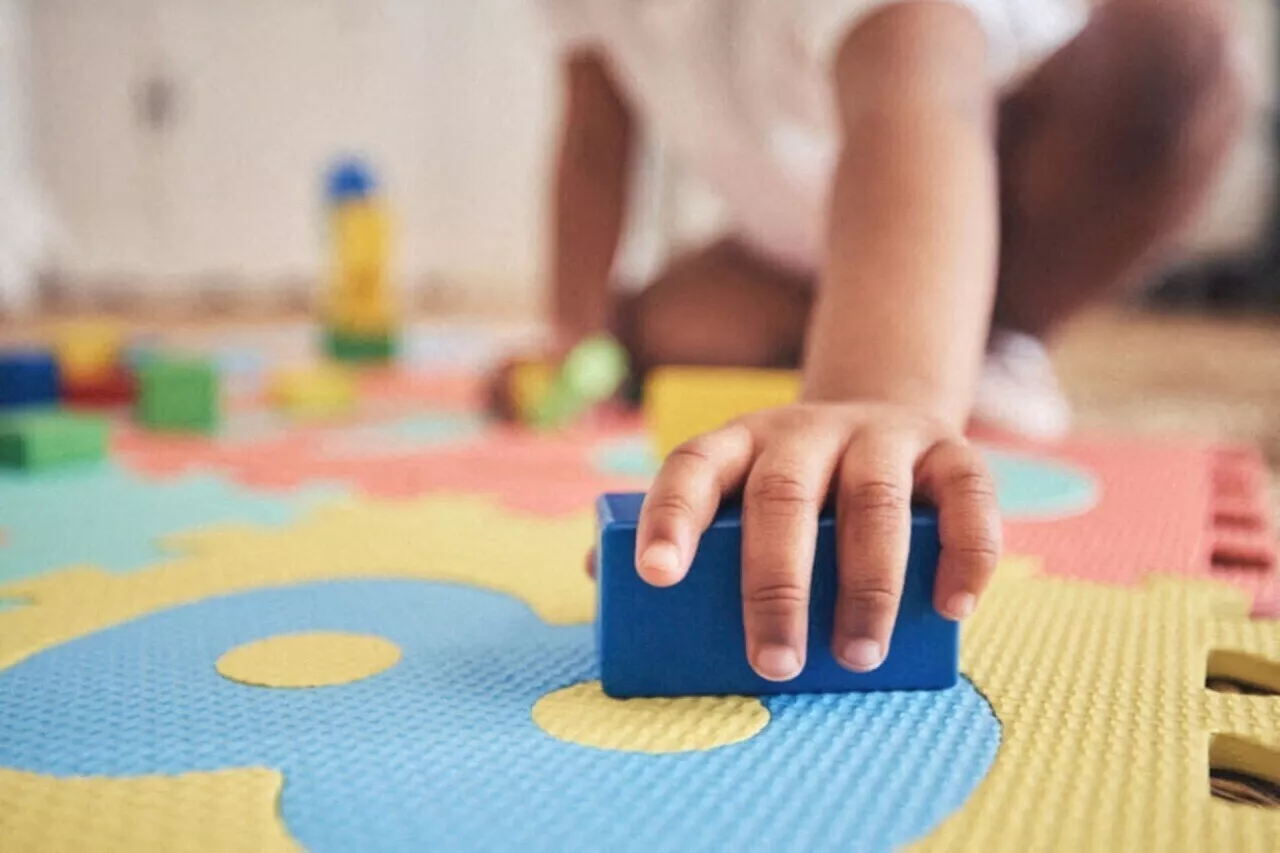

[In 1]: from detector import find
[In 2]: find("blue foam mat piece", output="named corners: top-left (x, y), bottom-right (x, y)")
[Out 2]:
top-left (0, 462), bottom-right (342, 583)
top-left (0, 579), bottom-right (999, 852)
top-left (597, 493), bottom-right (957, 698)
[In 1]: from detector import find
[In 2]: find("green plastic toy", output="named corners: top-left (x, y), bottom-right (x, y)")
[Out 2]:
top-left (136, 357), bottom-right (221, 434)
top-left (531, 335), bottom-right (629, 430)
top-left (0, 411), bottom-right (109, 470)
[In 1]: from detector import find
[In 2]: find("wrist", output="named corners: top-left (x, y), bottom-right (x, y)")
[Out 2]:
top-left (802, 367), bottom-right (969, 432)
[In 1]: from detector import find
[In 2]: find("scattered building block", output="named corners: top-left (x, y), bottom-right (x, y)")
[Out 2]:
top-left (136, 357), bottom-right (220, 433)
top-left (0, 411), bottom-right (109, 470)
top-left (63, 365), bottom-right (137, 408)
top-left (645, 367), bottom-right (800, 458)
top-left (0, 350), bottom-right (60, 409)
top-left (50, 319), bottom-right (123, 384)
top-left (509, 337), bottom-right (629, 430)
top-left (509, 359), bottom-right (554, 423)
top-left (596, 491), bottom-right (956, 698)
top-left (270, 365), bottom-right (357, 420)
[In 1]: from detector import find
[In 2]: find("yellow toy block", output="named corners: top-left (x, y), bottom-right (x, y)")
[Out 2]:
top-left (509, 359), bottom-right (554, 423)
top-left (50, 319), bottom-right (123, 384)
top-left (269, 365), bottom-right (357, 420)
top-left (645, 367), bottom-right (800, 458)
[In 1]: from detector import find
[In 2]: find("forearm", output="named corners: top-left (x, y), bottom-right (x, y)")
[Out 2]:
top-left (803, 8), bottom-right (997, 430)
top-left (550, 54), bottom-right (633, 341)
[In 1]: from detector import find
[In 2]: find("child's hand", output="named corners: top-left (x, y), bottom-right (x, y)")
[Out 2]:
top-left (635, 403), bottom-right (1001, 681)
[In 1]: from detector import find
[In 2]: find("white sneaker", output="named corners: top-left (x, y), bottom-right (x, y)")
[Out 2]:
top-left (972, 330), bottom-right (1072, 441)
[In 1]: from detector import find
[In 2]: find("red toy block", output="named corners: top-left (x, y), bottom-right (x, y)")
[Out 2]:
top-left (63, 366), bottom-right (137, 408)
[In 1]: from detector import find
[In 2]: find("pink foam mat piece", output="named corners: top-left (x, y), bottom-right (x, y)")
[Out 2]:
top-left (977, 427), bottom-right (1279, 617)
top-left (117, 371), bottom-right (650, 515)
top-left (116, 368), bottom-right (1278, 611)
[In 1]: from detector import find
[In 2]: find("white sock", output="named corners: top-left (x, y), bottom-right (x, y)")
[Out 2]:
top-left (972, 329), bottom-right (1072, 440)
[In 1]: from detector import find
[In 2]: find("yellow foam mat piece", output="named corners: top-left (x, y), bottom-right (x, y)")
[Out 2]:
top-left (1, 502), bottom-right (1277, 850)
top-left (0, 768), bottom-right (296, 852)
top-left (0, 496), bottom-right (594, 672)
top-left (645, 367), bottom-right (800, 458)
top-left (532, 681), bottom-right (769, 753)
top-left (915, 569), bottom-right (1280, 851)
top-left (215, 631), bottom-right (401, 688)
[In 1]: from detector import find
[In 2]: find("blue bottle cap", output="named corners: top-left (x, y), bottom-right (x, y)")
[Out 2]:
top-left (326, 158), bottom-right (377, 202)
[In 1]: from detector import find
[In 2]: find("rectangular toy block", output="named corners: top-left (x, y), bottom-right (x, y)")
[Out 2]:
top-left (323, 329), bottom-right (397, 364)
top-left (63, 365), bottom-right (137, 408)
top-left (136, 357), bottom-right (220, 433)
top-left (270, 365), bottom-right (356, 420)
top-left (0, 411), bottom-right (108, 470)
top-left (645, 367), bottom-right (800, 458)
top-left (596, 492), bottom-right (956, 698)
top-left (0, 349), bottom-right (60, 409)
top-left (50, 319), bottom-right (123, 383)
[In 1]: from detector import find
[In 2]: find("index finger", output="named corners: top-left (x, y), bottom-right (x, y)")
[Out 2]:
top-left (635, 424), bottom-right (755, 587)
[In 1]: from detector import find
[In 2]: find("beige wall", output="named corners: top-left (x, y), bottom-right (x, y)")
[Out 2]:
top-left (20, 0), bottom-right (1280, 310)
top-left (30, 0), bottom-right (559, 307)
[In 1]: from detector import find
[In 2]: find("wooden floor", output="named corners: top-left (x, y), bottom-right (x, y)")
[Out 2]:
top-left (1051, 307), bottom-right (1280, 523)
top-left (1053, 308), bottom-right (1280, 466)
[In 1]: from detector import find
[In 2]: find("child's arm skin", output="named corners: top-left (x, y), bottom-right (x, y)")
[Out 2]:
top-left (549, 51), bottom-right (634, 351)
top-left (636, 4), bottom-right (1003, 680)
top-left (484, 49), bottom-right (630, 419)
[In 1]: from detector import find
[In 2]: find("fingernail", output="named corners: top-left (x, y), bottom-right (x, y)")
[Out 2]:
top-left (840, 639), bottom-right (883, 672)
top-left (754, 645), bottom-right (802, 681)
top-left (944, 592), bottom-right (976, 621)
top-left (639, 542), bottom-right (680, 578)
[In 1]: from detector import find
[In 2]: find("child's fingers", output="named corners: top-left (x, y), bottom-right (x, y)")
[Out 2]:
top-left (740, 430), bottom-right (845, 682)
top-left (915, 438), bottom-right (1002, 621)
top-left (635, 425), bottom-right (754, 587)
top-left (832, 429), bottom-right (919, 672)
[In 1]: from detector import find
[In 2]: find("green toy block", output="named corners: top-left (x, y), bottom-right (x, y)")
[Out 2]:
top-left (0, 410), bottom-right (109, 470)
top-left (324, 329), bottom-right (397, 363)
top-left (136, 357), bottom-right (221, 433)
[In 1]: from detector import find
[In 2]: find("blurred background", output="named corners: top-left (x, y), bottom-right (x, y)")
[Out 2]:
top-left (0, 0), bottom-right (1277, 463)
top-left (1, 0), bottom-right (1277, 316)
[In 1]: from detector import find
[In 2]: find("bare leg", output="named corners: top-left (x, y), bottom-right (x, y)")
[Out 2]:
top-left (993, 0), bottom-right (1247, 338)
top-left (617, 238), bottom-right (813, 375)
top-left (619, 0), bottom-right (1247, 377)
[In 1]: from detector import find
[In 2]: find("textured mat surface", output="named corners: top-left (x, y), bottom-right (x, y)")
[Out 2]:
top-left (0, 354), bottom-right (1277, 851)
top-left (0, 499), bottom-right (1275, 851)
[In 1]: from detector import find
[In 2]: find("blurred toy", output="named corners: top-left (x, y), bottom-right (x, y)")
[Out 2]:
top-left (514, 335), bottom-right (628, 430)
top-left (63, 365), bottom-right (136, 408)
top-left (0, 410), bottom-right (108, 470)
top-left (136, 356), bottom-right (221, 434)
top-left (270, 364), bottom-right (357, 420)
top-left (645, 366), bottom-right (800, 457)
top-left (0, 349), bottom-right (60, 410)
top-left (50, 319), bottom-right (123, 385)
top-left (322, 158), bottom-right (398, 363)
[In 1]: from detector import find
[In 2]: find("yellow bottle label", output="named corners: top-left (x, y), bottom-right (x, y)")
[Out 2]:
top-left (327, 201), bottom-right (394, 335)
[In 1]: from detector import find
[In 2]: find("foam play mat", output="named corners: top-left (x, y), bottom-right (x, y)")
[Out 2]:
top-left (1, 326), bottom-right (1278, 852)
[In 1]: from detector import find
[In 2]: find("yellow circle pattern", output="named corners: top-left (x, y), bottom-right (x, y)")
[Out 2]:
top-left (533, 680), bottom-right (770, 754)
top-left (216, 631), bottom-right (401, 689)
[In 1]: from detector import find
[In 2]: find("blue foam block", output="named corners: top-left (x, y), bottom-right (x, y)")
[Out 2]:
top-left (0, 349), bottom-right (60, 408)
top-left (596, 492), bottom-right (957, 698)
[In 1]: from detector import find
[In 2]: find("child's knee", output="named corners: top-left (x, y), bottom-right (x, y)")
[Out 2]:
top-left (1101, 0), bottom-right (1246, 173)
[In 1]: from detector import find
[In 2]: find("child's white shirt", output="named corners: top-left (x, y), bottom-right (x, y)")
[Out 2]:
top-left (543, 0), bottom-right (1088, 274)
